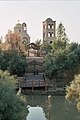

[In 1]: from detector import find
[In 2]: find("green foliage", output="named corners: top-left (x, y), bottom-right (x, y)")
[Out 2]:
top-left (44, 23), bottom-right (80, 85)
top-left (0, 70), bottom-right (27, 120)
top-left (44, 53), bottom-right (54, 78)
top-left (0, 51), bottom-right (27, 76)
top-left (0, 52), bottom-right (10, 70)
top-left (35, 39), bottom-right (41, 46)
top-left (68, 42), bottom-right (79, 52)
top-left (45, 42), bottom-right (80, 85)
top-left (65, 74), bottom-right (80, 111)
top-left (41, 42), bottom-right (52, 54)
top-left (52, 23), bottom-right (69, 52)
top-left (44, 51), bottom-right (67, 79)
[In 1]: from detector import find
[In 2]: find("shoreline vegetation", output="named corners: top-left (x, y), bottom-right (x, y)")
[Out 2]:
top-left (21, 89), bottom-right (65, 96)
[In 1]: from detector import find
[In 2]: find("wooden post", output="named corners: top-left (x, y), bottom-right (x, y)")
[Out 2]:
top-left (26, 80), bottom-right (27, 88)
top-left (47, 95), bottom-right (51, 120)
top-left (33, 60), bottom-right (36, 75)
top-left (39, 80), bottom-right (40, 87)
top-left (32, 80), bottom-right (34, 93)
top-left (45, 79), bottom-right (47, 92)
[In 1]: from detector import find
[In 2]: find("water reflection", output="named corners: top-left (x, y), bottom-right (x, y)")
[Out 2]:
top-left (26, 106), bottom-right (46, 120)
top-left (26, 95), bottom-right (80, 120)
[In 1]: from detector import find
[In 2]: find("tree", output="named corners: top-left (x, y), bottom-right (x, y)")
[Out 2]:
top-left (8, 51), bottom-right (28, 76)
top-left (68, 42), bottom-right (79, 53)
top-left (5, 30), bottom-right (27, 55)
top-left (65, 74), bottom-right (80, 111)
top-left (35, 39), bottom-right (41, 46)
top-left (40, 42), bottom-right (52, 54)
top-left (44, 53), bottom-right (55, 78)
top-left (44, 51), bottom-right (68, 81)
top-left (5, 30), bottom-right (21, 49)
top-left (52, 23), bottom-right (69, 51)
top-left (0, 70), bottom-right (27, 120)
top-left (44, 40), bottom-right (80, 86)
top-left (0, 51), bottom-right (28, 76)
top-left (0, 51), bottom-right (10, 71)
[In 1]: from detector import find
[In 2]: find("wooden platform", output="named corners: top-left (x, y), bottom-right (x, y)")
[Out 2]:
top-left (17, 73), bottom-right (48, 91)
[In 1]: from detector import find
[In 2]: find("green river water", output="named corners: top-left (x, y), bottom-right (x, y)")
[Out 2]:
top-left (26, 95), bottom-right (80, 120)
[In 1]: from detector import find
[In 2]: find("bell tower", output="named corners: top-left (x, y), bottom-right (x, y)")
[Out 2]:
top-left (43, 18), bottom-right (56, 43)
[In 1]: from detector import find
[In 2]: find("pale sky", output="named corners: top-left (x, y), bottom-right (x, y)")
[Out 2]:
top-left (0, 1), bottom-right (80, 43)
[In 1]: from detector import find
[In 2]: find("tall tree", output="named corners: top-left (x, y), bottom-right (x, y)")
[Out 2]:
top-left (52, 23), bottom-right (69, 51)
top-left (40, 42), bottom-right (52, 54)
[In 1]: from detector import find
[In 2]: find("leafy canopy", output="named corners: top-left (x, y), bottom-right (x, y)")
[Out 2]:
top-left (66, 74), bottom-right (80, 111)
top-left (0, 51), bottom-right (27, 76)
top-left (0, 70), bottom-right (27, 120)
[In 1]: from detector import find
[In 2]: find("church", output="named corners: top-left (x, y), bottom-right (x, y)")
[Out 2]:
top-left (14, 21), bottom-right (30, 44)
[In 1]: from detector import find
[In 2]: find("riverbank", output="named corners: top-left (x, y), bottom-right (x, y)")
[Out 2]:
top-left (17, 74), bottom-right (66, 96)
top-left (21, 88), bottom-right (65, 96)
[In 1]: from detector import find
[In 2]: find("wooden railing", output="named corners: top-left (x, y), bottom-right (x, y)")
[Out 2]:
top-left (17, 79), bottom-right (48, 92)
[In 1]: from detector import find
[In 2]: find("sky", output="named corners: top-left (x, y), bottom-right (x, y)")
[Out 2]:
top-left (0, 0), bottom-right (80, 43)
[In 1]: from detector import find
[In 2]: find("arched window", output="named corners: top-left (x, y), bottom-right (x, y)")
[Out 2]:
top-left (48, 32), bottom-right (50, 37)
top-left (19, 29), bottom-right (21, 33)
top-left (50, 24), bottom-right (52, 29)
top-left (48, 32), bottom-right (52, 37)
top-left (48, 24), bottom-right (53, 29)
top-left (50, 33), bottom-right (52, 37)
top-left (48, 24), bottom-right (50, 29)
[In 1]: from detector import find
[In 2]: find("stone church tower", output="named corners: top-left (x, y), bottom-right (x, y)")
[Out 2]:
top-left (43, 18), bottom-right (56, 43)
top-left (14, 21), bottom-right (30, 43)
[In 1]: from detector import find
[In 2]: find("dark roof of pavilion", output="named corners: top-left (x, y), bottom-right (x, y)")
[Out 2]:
top-left (27, 43), bottom-right (41, 50)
